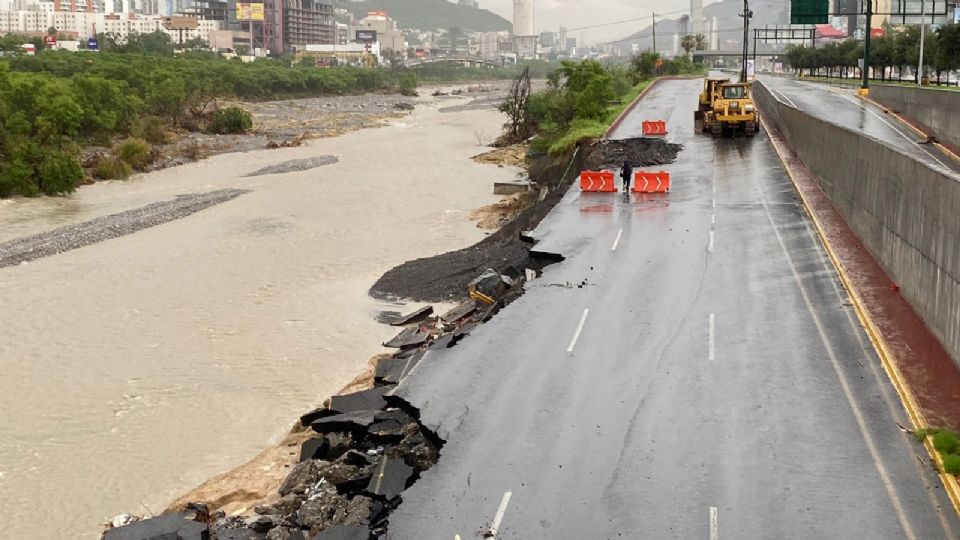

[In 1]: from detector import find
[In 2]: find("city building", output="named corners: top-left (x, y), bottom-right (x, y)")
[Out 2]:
top-left (512, 0), bottom-right (534, 58)
top-left (690, 0), bottom-right (704, 35)
top-left (476, 29), bottom-right (511, 60)
top-left (352, 10), bottom-right (404, 55)
top-left (283, 0), bottom-right (334, 49)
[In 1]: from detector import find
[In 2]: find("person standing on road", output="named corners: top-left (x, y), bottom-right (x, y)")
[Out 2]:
top-left (620, 159), bottom-right (633, 193)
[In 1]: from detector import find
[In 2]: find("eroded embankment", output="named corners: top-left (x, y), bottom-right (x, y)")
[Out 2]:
top-left (370, 137), bottom-right (681, 303)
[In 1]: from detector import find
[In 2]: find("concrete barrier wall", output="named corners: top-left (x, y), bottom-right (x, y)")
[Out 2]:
top-left (756, 81), bottom-right (960, 367)
top-left (870, 85), bottom-right (960, 152)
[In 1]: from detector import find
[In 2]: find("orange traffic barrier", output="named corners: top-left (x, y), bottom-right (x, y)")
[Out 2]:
top-left (642, 120), bottom-right (668, 136)
top-left (632, 171), bottom-right (671, 193)
top-left (579, 170), bottom-right (617, 192)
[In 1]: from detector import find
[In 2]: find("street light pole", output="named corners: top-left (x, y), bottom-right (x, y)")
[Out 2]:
top-left (740, 0), bottom-right (752, 82)
top-left (652, 11), bottom-right (656, 54)
top-left (918, 0), bottom-right (926, 85)
top-left (861, 0), bottom-right (873, 94)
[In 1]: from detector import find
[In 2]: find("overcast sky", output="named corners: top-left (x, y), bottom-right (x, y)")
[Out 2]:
top-left (478, 0), bottom-right (699, 45)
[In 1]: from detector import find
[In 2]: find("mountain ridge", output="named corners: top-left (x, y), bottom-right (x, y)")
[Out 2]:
top-left (334, 0), bottom-right (512, 32)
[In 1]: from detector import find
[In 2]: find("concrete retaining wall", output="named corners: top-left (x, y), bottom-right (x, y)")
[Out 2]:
top-left (755, 81), bottom-right (960, 367)
top-left (870, 85), bottom-right (960, 152)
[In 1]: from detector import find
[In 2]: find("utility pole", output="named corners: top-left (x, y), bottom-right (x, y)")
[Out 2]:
top-left (740, 0), bottom-right (752, 82)
top-left (861, 0), bottom-right (873, 94)
top-left (917, 0), bottom-right (926, 85)
top-left (652, 12), bottom-right (656, 53)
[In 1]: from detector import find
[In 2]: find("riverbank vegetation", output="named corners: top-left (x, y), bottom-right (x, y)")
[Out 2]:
top-left (0, 42), bottom-right (422, 197)
top-left (499, 54), bottom-right (704, 156)
top-left (784, 24), bottom-right (960, 84)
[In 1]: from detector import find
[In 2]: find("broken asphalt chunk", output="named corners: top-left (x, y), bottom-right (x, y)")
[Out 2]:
top-left (378, 306), bottom-right (433, 326)
top-left (428, 333), bottom-right (455, 350)
top-left (382, 327), bottom-right (428, 349)
top-left (300, 437), bottom-right (331, 463)
top-left (211, 527), bottom-right (261, 540)
top-left (440, 300), bottom-right (477, 324)
top-left (279, 459), bottom-right (330, 497)
top-left (367, 410), bottom-right (415, 442)
top-left (103, 513), bottom-right (207, 540)
top-left (308, 524), bottom-right (370, 540)
top-left (374, 352), bottom-right (423, 386)
top-left (311, 411), bottom-right (379, 436)
top-left (328, 387), bottom-right (389, 415)
top-left (299, 407), bottom-right (339, 428)
top-left (364, 457), bottom-right (414, 501)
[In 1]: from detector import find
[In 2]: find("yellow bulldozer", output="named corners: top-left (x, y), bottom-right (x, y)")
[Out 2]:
top-left (695, 77), bottom-right (760, 137)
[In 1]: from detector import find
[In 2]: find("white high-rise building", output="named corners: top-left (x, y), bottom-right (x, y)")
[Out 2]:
top-left (512, 0), bottom-right (535, 58)
top-left (512, 0), bottom-right (533, 36)
top-left (690, 0), bottom-right (703, 35)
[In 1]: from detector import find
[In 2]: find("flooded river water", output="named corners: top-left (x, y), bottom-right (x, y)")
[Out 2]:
top-left (0, 95), bottom-right (516, 538)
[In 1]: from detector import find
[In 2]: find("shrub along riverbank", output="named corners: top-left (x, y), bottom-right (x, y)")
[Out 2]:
top-left (510, 54), bottom-right (704, 156)
top-left (0, 50), bottom-right (422, 197)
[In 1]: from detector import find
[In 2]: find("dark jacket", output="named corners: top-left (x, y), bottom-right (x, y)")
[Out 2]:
top-left (620, 161), bottom-right (633, 180)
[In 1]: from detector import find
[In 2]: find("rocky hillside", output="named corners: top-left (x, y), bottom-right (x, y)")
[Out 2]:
top-left (334, 0), bottom-right (511, 32)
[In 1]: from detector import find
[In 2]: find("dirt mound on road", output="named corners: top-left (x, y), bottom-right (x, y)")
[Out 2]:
top-left (583, 138), bottom-right (681, 171)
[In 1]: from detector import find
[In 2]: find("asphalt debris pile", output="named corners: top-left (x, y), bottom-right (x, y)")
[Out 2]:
top-left (103, 269), bottom-right (527, 540)
top-left (246, 156), bottom-right (339, 177)
top-left (583, 138), bottom-right (682, 171)
top-left (0, 189), bottom-right (250, 269)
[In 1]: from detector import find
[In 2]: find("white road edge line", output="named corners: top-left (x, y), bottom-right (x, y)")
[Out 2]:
top-left (709, 314), bottom-right (716, 360)
top-left (566, 309), bottom-right (590, 353)
top-left (839, 93), bottom-right (953, 171)
top-left (490, 491), bottom-right (513, 538)
top-left (759, 198), bottom-right (919, 540)
top-left (709, 507), bottom-right (718, 540)
top-left (708, 231), bottom-right (715, 253)
top-left (612, 228), bottom-right (624, 251)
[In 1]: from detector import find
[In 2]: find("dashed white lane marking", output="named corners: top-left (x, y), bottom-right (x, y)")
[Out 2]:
top-left (454, 535), bottom-right (461, 540)
top-left (612, 228), bottom-right (624, 251)
top-left (566, 309), bottom-right (590, 353)
top-left (711, 214), bottom-right (716, 225)
top-left (708, 314), bottom-right (716, 360)
top-left (709, 507), bottom-right (718, 540)
top-left (708, 231), bottom-right (715, 253)
top-left (489, 491), bottom-right (513, 538)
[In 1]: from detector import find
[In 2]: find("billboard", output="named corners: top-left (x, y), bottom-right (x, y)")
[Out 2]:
top-left (162, 16), bottom-right (199, 30)
top-left (355, 29), bottom-right (377, 43)
top-left (237, 3), bottom-right (265, 21)
top-left (87, 37), bottom-right (98, 50)
top-left (43, 35), bottom-right (57, 48)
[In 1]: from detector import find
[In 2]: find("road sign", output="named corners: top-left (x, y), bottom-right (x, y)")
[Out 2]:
top-left (87, 37), bottom-right (98, 50)
top-left (790, 0), bottom-right (829, 24)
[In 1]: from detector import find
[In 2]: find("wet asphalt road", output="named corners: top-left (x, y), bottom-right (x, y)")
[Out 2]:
top-left (759, 76), bottom-right (960, 175)
top-left (388, 79), bottom-right (960, 539)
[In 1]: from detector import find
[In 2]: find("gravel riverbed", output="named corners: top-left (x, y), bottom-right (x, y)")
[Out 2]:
top-left (0, 189), bottom-right (249, 268)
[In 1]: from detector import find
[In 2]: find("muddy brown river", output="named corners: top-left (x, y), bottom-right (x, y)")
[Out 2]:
top-left (0, 95), bottom-right (517, 538)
